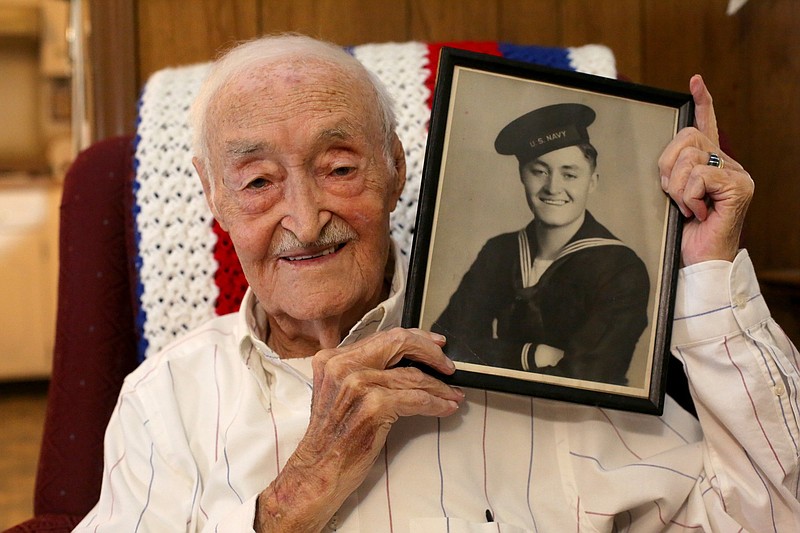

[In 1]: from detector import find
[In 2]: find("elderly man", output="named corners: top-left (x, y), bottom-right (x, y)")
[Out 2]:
top-left (75, 35), bottom-right (799, 532)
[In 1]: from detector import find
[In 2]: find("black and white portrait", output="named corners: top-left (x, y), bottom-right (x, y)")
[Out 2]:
top-left (406, 52), bottom-right (690, 409)
top-left (431, 102), bottom-right (651, 387)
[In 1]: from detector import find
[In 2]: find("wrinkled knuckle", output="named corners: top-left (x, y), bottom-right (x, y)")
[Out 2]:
top-left (331, 375), bottom-right (371, 414)
top-left (360, 391), bottom-right (387, 417)
top-left (656, 151), bottom-right (669, 170)
top-left (385, 326), bottom-right (409, 342)
top-left (343, 386), bottom-right (388, 421)
top-left (341, 370), bottom-right (367, 391)
top-left (381, 327), bottom-right (411, 350)
top-left (314, 347), bottom-right (337, 364)
top-left (311, 349), bottom-right (332, 374)
top-left (409, 389), bottom-right (435, 410)
top-left (403, 366), bottom-right (426, 385)
top-left (309, 351), bottom-right (326, 378)
top-left (687, 163), bottom-right (705, 182)
top-left (678, 146), bottom-right (698, 164)
top-left (320, 353), bottom-right (358, 384)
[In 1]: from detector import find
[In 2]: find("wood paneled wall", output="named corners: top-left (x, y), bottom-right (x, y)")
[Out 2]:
top-left (90, 0), bottom-right (800, 280)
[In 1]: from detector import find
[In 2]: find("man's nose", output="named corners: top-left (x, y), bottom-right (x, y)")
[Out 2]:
top-left (542, 174), bottom-right (562, 192)
top-left (279, 176), bottom-right (332, 244)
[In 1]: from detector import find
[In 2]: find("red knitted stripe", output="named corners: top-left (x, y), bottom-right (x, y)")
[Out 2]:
top-left (212, 220), bottom-right (248, 314)
top-left (425, 42), bottom-right (502, 109)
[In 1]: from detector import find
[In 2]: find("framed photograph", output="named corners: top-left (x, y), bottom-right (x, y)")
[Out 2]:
top-left (403, 48), bottom-right (694, 414)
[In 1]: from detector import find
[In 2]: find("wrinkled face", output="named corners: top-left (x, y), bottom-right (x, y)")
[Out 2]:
top-left (195, 61), bottom-right (405, 325)
top-left (520, 145), bottom-right (598, 228)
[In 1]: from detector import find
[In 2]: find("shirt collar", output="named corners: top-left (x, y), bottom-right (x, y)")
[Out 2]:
top-left (236, 240), bottom-right (408, 365)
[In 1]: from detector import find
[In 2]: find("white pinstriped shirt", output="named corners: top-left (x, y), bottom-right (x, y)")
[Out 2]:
top-left (75, 248), bottom-right (800, 532)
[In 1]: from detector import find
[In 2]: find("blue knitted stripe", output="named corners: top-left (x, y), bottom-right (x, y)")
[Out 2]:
top-left (132, 90), bottom-right (149, 363)
top-left (498, 43), bottom-right (575, 71)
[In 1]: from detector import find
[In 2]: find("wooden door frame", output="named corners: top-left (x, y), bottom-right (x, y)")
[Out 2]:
top-left (87, 0), bottom-right (138, 142)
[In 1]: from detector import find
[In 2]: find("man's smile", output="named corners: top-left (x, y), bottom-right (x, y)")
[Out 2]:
top-left (280, 242), bottom-right (348, 262)
top-left (538, 196), bottom-right (570, 206)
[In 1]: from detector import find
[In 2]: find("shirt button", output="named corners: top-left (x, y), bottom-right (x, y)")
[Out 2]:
top-left (733, 294), bottom-right (747, 309)
top-left (774, 384), bottom-right (786, 397)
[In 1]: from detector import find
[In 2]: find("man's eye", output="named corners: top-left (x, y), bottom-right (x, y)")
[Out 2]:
top-left (246, 177), bottom-right (271, 189)
top-left (330, 166), bottom-right (356, 178)
top-left (563, 173), bottom-right (577, 180)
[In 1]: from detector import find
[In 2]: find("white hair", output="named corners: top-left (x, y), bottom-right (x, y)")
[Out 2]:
top-left (189, 34), bottom-right (398, 176)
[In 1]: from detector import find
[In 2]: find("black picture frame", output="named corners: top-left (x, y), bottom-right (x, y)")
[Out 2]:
top-left (402, 47), bottom-right (693, 414)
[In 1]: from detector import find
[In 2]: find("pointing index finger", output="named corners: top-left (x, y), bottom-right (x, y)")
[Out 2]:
top-left (690, 74), bottom-right (720, 147)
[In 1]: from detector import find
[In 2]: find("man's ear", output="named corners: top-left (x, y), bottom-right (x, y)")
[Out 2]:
top-left (589, 171), bottom-right (599, 194)
top-left (388, 133), bottom-right (407, 208)
top-left (192, 156), bottom-right (228, 231)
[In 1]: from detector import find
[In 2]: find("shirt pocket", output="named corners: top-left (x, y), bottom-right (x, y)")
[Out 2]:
top-left (410, 517), bottom-right (534, 533)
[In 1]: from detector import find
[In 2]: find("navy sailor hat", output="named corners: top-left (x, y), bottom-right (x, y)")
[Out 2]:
top-left (494, 103), bottom-right (596, 164)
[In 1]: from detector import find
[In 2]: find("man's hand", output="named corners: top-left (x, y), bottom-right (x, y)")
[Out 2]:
top-left (255, 328), bottom-right (463, 532)
top-left (534, 344), bottom-right (565, 368)
top-left (658, 74), bottom-right (755, 265)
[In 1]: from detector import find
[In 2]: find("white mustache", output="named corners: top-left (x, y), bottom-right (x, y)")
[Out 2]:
top-left (270, 219), bottom-right (358, 256)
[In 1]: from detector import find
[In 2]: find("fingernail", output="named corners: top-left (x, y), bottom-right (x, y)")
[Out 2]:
top-left (430, 332), bottom-right (446, 342)
top-left (660, 175), bottom-right (669, 190)
top-left (445, 357), bottom-right (456, 372)
top-left (452, 386), bottom-right (465, 398)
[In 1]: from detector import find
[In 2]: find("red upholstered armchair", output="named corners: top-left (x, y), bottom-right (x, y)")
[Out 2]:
top-left (8, 41), bottom-right (693, 532)
top-left (8, 135), bottom-right (140, 532)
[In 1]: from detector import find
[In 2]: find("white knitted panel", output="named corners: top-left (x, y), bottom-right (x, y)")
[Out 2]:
top-left (350, 42), bottom-right (430, 257)
top-left (134, 63), bottom-right (216, 357)
top-left (567, 44), bottom-right (617, 78)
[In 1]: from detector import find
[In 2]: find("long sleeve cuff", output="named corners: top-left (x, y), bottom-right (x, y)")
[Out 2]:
top-left (670, 249), bottom-right (770, 347)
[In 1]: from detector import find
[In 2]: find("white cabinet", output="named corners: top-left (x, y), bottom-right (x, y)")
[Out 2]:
top-left (0, 180), bottom-right (60, 380)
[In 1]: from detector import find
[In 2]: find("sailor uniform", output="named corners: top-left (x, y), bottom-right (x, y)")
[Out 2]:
top-left (433, 212), bottom-right (650, 385)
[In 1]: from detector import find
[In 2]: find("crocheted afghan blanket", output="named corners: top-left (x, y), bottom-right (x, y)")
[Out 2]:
top-left (133, 41), bottom-right (617, 360)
